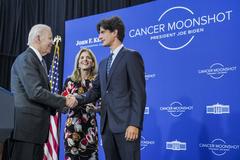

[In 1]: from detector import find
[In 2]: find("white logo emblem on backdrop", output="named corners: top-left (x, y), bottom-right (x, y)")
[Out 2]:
top-left (160, 101), bottom-right (193, 117)
top-left (157, 6), bottom-right (195, 50)
top-left (206, 103), bottom-right (230, 114)
top-left (141, 136), bottom-right (155, 150)
top-left (199, 139), bottom-right (240, 156)
top-left (145, 73), bottom-right (156, 81)
top-left (198, 63), bottom-right (237, 79)
top-left (166, 140), bottom-right (187, 151)
top-left (128, 6), bottom-right (232, 50)
top-left (144, 106), bottom-right (150, 115)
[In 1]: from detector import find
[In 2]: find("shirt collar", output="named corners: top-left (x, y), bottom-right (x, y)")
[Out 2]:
top-left (111, 44), bottom-right (124, 55)
top-left (29, 46), bottom-right (43, 62)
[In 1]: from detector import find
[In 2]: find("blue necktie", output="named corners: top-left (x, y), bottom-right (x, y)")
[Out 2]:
top-left (106, 53), bottom-right (113, 76)
top-left (41, 59), bottom-right (48, 75)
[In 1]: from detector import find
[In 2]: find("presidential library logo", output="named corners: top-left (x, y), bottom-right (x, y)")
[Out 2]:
top-left (75, 36), bottom-right (102, 48)
top-left (206, 103), bottom-right (230, 115)
top-left (129, 6), bottom-right (232, 50)
top-left (166, 140), bottom-right (187, 151)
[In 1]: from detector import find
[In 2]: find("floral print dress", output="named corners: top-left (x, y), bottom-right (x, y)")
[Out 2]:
top-left (62, 77), bottom-right (98, 160)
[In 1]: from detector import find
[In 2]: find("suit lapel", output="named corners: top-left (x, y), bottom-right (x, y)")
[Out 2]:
top-left (106, 47), bottom-right (125, 88)
top-left (101, 59), bottom-right (108, 90)
top-left (28, 48), bottom-right (49, 86)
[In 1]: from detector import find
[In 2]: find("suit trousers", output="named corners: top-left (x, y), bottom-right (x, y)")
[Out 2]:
top-left (8, 139), bottom-right (43, 160)
top-left (102, 119), bottom-right (140, 160)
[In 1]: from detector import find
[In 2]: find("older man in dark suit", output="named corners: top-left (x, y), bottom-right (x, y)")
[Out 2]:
top-left (10, 24), bottom-right (77, 160)
top-left (75, 16), bottom-right (146, 160)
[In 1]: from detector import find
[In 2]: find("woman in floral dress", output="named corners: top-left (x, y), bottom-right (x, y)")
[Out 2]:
top-left (62, 48), bottom-right (99, 160)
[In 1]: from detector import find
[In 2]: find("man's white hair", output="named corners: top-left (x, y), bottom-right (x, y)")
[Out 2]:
top-left (27, 24), bottom-right (51, 46)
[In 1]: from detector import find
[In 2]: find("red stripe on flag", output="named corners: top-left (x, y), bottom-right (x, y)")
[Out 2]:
top-left (44, 114), bottom-right (59, 160)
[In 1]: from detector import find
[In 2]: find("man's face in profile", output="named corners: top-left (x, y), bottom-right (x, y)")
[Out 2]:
top-left (38, 29), bottom-right (53, 56)
top-left (98, 27), bottom-right (116, 47)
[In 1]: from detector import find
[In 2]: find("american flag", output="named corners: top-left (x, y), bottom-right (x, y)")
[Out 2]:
top-left (43, 36), bottom-right (61, 160)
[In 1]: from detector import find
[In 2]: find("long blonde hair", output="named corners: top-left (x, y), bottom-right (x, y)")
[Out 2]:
top-left (70, 48), bottom-right (98, 82)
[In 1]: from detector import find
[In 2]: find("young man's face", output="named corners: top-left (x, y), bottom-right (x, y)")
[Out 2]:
top-left (98, 27), bottom-right (116, 47)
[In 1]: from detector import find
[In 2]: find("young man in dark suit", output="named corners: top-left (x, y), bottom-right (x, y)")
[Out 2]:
top-left (10, 24), bottom-right (77, 160)
top-left (76, 16), bottom-right (146, 160)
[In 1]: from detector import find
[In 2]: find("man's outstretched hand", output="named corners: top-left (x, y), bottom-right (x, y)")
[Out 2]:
top-left (66, 94), bottom-right (78, 108)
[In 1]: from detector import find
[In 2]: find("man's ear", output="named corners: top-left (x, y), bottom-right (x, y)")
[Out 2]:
top-left (113, 29), bottom-right (118, 37)
top-left (34, 34), bottom-right (41, 44)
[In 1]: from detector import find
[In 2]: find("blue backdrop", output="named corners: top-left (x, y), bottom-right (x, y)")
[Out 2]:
top-left (60, 1), bottom-right (240, 159)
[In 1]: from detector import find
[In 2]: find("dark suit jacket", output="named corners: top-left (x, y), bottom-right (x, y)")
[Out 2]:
top-left (77, 47), bottom-right (146, 134)
top-left (11, 48), bottom-right (66, 144)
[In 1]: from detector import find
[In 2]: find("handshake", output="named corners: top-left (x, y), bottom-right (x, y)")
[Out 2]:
top-left (65, 94), bottom-right (78, 108)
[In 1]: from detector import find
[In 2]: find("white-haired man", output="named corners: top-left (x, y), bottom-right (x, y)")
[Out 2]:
top-left (9, 24), bottom-right (77, 160)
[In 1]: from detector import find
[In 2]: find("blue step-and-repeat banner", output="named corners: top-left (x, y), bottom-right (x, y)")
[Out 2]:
top-left (60, 1), bottom-right (240, 159)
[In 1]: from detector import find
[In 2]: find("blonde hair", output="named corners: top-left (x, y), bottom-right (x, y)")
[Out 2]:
top-left (70, 48), bottom-right (98, 82)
